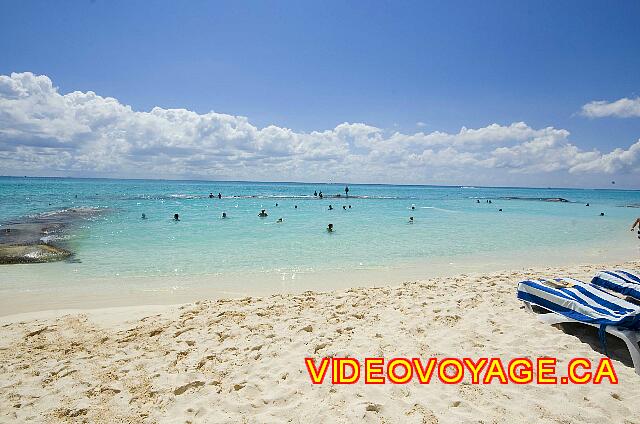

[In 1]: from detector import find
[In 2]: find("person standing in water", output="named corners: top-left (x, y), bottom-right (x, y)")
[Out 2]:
top-left (141, 213), bottom-right (147, 219)
top-left (319, 191), bottom-right (323, 199)
top-left (258, 209), bottom-right (268, 217)
top-left (174, 213), bottom-right (180, 221)
top-left (222, 212), bottom-right (227, 219)
top-left (345, 185), bottom-right (349, 198)
top-left (631, 217), bottom-right (640, 239)
top-left (218, 193), bottom-right (222, 199)
top-left (327, 223), bottom-right (334, 232)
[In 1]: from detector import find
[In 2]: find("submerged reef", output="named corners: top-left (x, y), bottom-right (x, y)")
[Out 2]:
top-left (0, 207), bottom-right (104, 265)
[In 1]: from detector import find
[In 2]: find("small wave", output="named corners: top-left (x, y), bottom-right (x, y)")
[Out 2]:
top-left (420, 206), bottom-right (459, 213)
top-left (229, 194), bottom-right (316, 199)
top-left (31, 206), bottom-right (105, 220)
top-left (40, 234), bottom-right (69, 243)
top-left (24, 250), bottom-right (46, 259)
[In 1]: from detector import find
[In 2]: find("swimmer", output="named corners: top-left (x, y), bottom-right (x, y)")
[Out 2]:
top-left (327, 223), bottom-right (334, 232)
top-left (586, 203), bottom-right (590, 206)
top-left (218, 193), bottom-right (222, 199)
top-left (314, 190), bottom-right (318, 196)
top-left (319, 191), bottom-right (323, 199)
top-left (409, 216), bottom-right (414, 223)
top-left (277, 218), bottom-right (283, 223)
top-left (489, 200), bottom-right (492, 204)
top-left (476, 199), bottom-right (480, 203)
top-left (411, 205), bottom-right (415, 210)
top-left (295, 205), bottom-right (298, 209)
top-left (141, 213), bottom-right (147, 219)
top-left (209, 193), bottom-right (214, 198)
top-left (329, 205), bottom-right (333, 210)
top-left (258, 209), bottom-right (268, 217)
top-left (631, 217), bottom-right (640, 239)
top-left (348, 205), bottom-right (351, 209)
top-left (600, 212), bottom-right (605, 216)
top-left (174, 213), bottom-right (180, 221)
top-left (498, 209), bottom-right (502, 212)
top-left (275, 203), bottom-right (278, 207)
top-left (222, 212), bottom-right (227, 218)
top-left (343, 205), bottom-right (346, 210)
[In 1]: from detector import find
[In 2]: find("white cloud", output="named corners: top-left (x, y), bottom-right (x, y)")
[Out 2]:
top-left (581, 97), bottom-right (640, 118)
top-left (0, 72), bottom-right (639, 186)
top-left (416, 121), bottom-right (427, 128)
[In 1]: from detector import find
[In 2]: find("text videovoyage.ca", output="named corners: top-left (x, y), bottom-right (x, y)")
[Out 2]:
top-left (305, 357), bottom-right (619, 385)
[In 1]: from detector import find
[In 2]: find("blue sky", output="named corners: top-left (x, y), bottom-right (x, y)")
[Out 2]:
top-left (1, 1), bottom-right (640, 187)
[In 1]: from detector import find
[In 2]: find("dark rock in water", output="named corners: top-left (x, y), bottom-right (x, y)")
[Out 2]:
top-left (499, 197), bottom-right (570, 203)
top-left (1, 223), bottom-right (65, 245)
top-left (0, 244), bottom-right (72, 264)
top-left (0, 207), bottom-right (104, 265)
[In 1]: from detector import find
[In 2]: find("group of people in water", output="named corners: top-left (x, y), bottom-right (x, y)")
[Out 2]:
top-left (312, 185), bottom-right (350, 200)
top-left (145, 185), bottom-right (412, 232)
top-left (142, 187), bottom-right (358, 232)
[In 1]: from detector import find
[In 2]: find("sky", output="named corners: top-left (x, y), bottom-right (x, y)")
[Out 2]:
top-left (0, 0), bottom-right (639, 188)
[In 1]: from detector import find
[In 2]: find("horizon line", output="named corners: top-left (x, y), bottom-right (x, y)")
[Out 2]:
top-left (0, 174), bottom-right (637, 192)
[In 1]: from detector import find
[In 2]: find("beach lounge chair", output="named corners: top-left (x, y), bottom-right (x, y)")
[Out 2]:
top-left (517, 277), bottom-right (640, 375)
top-left (591, 269), bottom-right (640, 301)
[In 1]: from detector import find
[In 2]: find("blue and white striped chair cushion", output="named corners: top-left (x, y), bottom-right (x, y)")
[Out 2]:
top-left (517, 277), bottom-right (640, 330)
top-left (591, 269), bottom-right (640, 301)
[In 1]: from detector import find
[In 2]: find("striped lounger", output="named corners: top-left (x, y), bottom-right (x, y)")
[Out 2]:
top-left (591, 269), bottom-right (640, 301)
top-left (517, 277), bottom-right (640, 375)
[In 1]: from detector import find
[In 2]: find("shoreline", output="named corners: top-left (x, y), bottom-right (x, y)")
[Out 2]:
top-left (1, 240), bottom-right (638, 316)
top-left (2, 259), bottom-right (639, 324)
top-left (2, 260), bottom-right (640, 422)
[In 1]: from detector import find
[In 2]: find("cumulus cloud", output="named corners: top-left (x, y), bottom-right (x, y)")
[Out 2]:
top-left (0, 72), bottom-right (639, 186)
top-left (581, 97), bottom-right (640, 118)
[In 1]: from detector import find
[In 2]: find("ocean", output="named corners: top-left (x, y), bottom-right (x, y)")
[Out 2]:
top-left (1, 176), bottom-right (639, 313)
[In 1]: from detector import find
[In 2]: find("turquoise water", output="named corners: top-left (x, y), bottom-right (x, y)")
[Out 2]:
top-left (1, 177), bottom-right (639, 311)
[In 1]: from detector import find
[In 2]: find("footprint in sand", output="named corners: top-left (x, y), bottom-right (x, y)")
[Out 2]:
top-left (173, 381), bottom-right (205, 395)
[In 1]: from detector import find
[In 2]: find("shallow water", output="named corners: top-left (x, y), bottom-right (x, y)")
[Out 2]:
top-left (1, 177), bottom-right (639, 312)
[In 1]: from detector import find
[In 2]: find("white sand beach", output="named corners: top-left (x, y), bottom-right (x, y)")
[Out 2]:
top-left (1, 261), bottom-right (640, 423)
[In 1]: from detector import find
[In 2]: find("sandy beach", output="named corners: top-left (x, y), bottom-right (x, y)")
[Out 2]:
top-left (2, 261), bottom-right (640, 423)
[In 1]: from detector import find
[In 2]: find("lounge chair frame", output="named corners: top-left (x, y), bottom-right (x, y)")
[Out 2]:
top-left (522, 301), bottom-right (640, 375)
